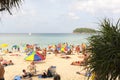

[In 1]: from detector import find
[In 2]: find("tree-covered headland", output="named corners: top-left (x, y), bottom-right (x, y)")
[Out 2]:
top-left (73, 28), bottom-right (97, 33)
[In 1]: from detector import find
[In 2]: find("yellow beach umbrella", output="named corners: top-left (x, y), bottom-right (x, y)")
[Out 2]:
top-left (0, 44), bottom-right (8, 48)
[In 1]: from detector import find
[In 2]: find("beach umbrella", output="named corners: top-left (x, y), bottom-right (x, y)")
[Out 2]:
top-left (25, 51), bottom-right (45, 61)
top-left (0, 44), bottom-right (8, 48)
top-left (27, 51), bottom-right (33, 56)
top-left (12, 45), bottom-right (19, 49)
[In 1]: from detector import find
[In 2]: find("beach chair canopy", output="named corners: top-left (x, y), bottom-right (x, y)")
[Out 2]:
top-left (25, 51), bottom-right (45, 61)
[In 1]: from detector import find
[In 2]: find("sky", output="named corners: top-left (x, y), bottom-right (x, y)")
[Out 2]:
top-left (0, 0), bottom-right (120, 33)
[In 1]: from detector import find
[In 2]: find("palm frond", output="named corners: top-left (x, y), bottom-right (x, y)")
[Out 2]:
top-left (0, 0), bottom-right (23, 15)
top-left (88, 18), bottom-right (120, 80)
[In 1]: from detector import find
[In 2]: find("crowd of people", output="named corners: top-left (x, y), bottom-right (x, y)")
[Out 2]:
top-left (47, 43), bottom-right (87, 56)
top-left (0, 43), bottom-right (89, 80)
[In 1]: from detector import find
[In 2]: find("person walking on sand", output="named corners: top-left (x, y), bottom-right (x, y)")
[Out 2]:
top-left (81, 43), bottom-right (86, 54)
top-left (0, 63), bottom-right (5, 80)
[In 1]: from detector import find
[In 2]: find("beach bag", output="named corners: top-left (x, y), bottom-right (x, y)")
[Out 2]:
top-left (14, 75), bottom-right (21, 80)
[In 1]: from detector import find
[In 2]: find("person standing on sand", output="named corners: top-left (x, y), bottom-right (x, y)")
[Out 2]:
top-left (54, 45), bottom-right (58, 56)
top-left (81, 43), bottom-right (86, 54)
top-left (75, 45), bottom-right (80, 55)
top-left (0, 63), bottom-right (5, 80)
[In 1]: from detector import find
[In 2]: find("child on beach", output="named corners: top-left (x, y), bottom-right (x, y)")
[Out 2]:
top-left (27, 61), bottom-right (36, 75)
top-left (22, 69), bottom-right (32, 78)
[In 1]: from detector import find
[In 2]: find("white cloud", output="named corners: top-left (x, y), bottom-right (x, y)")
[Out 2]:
top-left (49, 0), bottom-right (56, 3)
top-left (68, 12), bottom-right (80, 20)
top-left (71, 0), bottom-right (120, 14)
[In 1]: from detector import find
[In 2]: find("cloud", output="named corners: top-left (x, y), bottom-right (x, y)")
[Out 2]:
top-left (68, 12), bottom-right (80, 20)
top-left (49, 0), bottom-right (56, 3)
top-left (71, 0), bottom-right (120, 14)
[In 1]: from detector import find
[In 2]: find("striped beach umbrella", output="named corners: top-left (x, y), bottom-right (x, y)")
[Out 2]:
top-left (25, 51), bottom-right (45, 61)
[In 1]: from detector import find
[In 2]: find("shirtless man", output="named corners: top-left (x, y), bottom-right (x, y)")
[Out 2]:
top-left (0, 63), bottom-right (5, 80)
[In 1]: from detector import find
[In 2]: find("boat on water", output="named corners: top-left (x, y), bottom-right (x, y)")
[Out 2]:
top-left (29, 33), bottom-right (32, 36)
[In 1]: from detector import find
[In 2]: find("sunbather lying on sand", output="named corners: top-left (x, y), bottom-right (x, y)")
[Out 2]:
top-left (61, 56), bottom-right (71, 59)
top-left (71, 58), bottom-right (87, 66)
top-left (1, 60), bottom-right (14, 66)
top-left (78, 53), bottom-right (88, 58)
top-left (71, 53), bottom-right (90, 66)
top-left (71, 61), bottom-right (82, 66)
top-left (10, 54), bottom-right (21, 56)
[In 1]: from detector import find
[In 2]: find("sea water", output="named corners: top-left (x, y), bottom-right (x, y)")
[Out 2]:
top-left (0, 33), bottom-right (94, 50)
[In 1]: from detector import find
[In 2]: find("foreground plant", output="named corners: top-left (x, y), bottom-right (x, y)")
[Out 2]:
top-left (0, 0), bottom-right (23, 15)
top-left (88, 18), bottom-right (120, 80)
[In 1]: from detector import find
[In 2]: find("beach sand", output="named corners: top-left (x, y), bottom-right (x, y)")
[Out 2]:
top-left (1, 52), bottom-right (88, 80)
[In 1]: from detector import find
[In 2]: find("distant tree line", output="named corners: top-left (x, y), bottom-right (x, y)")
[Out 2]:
top-left (73, 28), bottom-right (97, 33)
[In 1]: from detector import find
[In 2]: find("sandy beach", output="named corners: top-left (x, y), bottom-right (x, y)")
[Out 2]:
top-left (0, 52), bottom-right (88, 80)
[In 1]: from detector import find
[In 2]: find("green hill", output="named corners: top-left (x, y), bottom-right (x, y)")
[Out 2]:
top-left (73, 28), bottom-right (97, 33)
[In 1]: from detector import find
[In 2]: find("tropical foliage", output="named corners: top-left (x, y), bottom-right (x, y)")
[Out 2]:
top-left (73, 28), bottom-right (97, 33)
top-left (88, 18), bottom-right (120, 80)
top-left (0, 0), bottom-right (23, 15)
